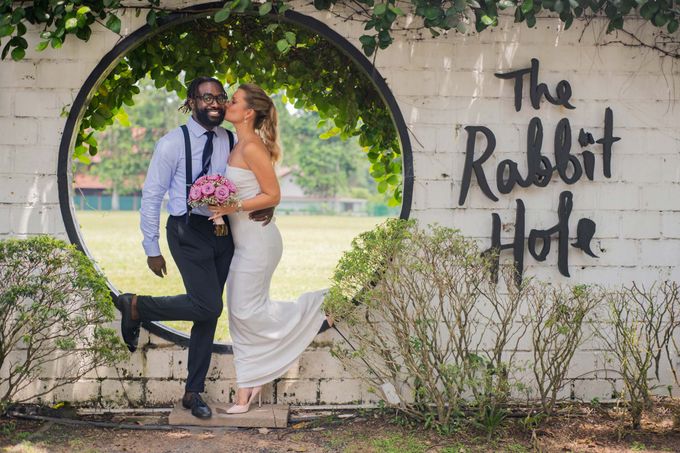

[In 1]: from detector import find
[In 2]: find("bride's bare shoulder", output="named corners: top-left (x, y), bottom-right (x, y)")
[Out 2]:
top-left (241, 138), bottom-right (268, 161)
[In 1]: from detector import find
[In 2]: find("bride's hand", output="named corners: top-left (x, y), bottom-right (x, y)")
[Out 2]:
top-left (208, 204), bottom-right (236, 220)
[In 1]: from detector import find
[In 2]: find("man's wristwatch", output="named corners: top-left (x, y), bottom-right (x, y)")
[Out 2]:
top-left (236, 199), bottom-right (244, 213)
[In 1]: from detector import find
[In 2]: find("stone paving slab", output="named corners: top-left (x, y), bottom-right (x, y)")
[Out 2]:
top-left (168, 400), bottom-right (289, 428)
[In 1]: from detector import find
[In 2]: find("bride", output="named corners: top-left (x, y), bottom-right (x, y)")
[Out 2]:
top-left (208, 84), bottom-right (331, 414)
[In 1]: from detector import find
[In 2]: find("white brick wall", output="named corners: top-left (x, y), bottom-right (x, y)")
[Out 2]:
top-left (0, 6), bottom-right (678, 407)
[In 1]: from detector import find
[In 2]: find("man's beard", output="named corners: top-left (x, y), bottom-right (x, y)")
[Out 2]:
top-left (195, 106), bottom-right (225, 128)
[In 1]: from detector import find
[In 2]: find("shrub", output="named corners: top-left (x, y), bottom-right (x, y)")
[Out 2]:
top-left (527, 282), bottom-right (601, 416)
top-left (0, 236), bottom-right (128, 412)
top-left (324, 219), bottom-right (529, 433)
top-left (597, 281), bottom-right (679, 428)
top-left (325, 219), bottom-right (676, 433)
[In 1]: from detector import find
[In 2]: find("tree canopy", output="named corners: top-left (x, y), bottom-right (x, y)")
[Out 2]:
top-left (75, 14), bottom-right (403, 204)
top-left (87, 82), bottom-right (376, 199)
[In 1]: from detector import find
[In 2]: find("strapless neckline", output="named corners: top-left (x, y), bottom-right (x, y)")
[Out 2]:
top-left (226, 164), bottom-right (252, 173)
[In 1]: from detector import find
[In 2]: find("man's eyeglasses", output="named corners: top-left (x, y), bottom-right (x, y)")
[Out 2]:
top-left (195, 93), bottom-right (229, 105)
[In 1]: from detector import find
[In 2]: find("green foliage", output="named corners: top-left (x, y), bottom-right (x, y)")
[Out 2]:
top-left (84, 79), bottom-right (186, 195)
top-left (77, 15), bottom-right (402, 203)
top-left (1, 0), bottom-right (678, 64)
top-left (85, 78), bottom-right (378, 199)
top-left (325, 219), bottom-right (529, 435)
top-left (273, 96), bottom-right (377, 198)
top-left (0, 236), bottom-right (128, 412)
top-left (596, 281), bottom-right (680, 429)
top-left (527, 282), bottom-right (602, 416)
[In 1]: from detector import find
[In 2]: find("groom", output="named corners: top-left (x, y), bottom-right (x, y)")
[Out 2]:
top-left (115, 77), bottom-right (272, 419)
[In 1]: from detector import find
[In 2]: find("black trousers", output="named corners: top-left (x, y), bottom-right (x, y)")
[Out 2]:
top-left (137, 214), bottom-right (234, 393)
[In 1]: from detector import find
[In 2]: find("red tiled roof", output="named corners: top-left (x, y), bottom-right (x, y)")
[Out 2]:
top-left (73, 174), bottom-right (111, 190)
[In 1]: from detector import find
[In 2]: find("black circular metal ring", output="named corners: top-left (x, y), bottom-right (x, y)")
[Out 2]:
top-left (57, 4), bottom-right (413, 353)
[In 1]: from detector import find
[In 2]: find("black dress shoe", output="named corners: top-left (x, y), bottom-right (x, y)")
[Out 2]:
top-left (182, 392), bottom-right (212, 419)
top-left (113, 293), bottom-right (141, 353)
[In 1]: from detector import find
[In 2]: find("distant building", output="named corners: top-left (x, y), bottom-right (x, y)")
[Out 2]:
top-left (278, 166), bottom-right (368, 215)
top-left (73, 166), bottom-right (370, 215)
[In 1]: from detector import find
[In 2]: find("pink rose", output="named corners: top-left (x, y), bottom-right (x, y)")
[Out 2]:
top-left (225, 180), bottom-right (237, 193)
top-left (207, 175), bottom-right (220, 181)
top-left (189, 186), bottom-right (202, 201)
top-left (214, 185), bottom-right (230, 202)
top-left (201, 183), bottom-right (215, 195)
top-left (194, 175), bottom-right (208, 185)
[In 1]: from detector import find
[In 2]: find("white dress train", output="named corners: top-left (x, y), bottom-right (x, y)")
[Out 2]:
top-left (225, 165), bottom-right (327, 388)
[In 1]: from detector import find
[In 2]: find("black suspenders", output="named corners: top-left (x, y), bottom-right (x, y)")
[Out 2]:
top-left (180, 125), bottom-right (235, 223)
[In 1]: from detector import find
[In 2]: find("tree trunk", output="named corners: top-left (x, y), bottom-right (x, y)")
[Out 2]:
top-left (111, 188), bottom-right (120, 211)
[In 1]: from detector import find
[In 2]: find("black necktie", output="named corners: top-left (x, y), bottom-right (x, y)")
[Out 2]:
top-left (198, 130), bottom-right (215, 179)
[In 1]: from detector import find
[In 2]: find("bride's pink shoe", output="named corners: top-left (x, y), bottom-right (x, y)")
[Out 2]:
top-left (226, 386), bottom-right (262, 414)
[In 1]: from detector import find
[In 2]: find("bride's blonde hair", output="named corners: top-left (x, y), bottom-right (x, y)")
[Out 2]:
top-left (239, 83), bottom-right (281, 164)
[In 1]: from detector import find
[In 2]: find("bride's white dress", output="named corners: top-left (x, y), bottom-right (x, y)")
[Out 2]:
top-left (225, 165), bottom-right (327, 387)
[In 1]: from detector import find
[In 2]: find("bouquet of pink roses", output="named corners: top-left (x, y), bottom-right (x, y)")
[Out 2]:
top-left (188, 175), bottom-right (239, 236)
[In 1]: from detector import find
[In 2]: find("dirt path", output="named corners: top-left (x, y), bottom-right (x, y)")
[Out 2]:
top-left (2, 406), bottom-right (680, 452)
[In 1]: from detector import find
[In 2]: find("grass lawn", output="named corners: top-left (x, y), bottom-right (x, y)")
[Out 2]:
top-left (76, 211), bottom-right (385, 341)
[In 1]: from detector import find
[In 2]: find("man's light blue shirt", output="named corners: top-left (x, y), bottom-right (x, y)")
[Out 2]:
top-left (140, 116), bottom-right (235, 257)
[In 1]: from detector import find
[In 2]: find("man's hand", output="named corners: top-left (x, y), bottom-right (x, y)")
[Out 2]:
top-left (249, 206), bottom-right (275, 226)
top-left (147, 255), bottom-right (167, 278)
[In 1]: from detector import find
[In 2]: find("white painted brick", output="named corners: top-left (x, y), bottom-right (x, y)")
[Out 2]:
top-left (641, 129), bottom-right (680, 155)
top-left (660, 155), bottom-right (680, 183)
top-left (49, 380), bottom-right (101, 404)
top-left (408, 125), bottom-right (439, 153)
top-left (145, 379), bottom-right (185, 405)
top-left (205, 379), bottom-right (238, 404)
top-left (567, 352), bottom-right (604, 380)
top-left (407, 42), bottom-right (455, 70)
top-left (0, 145), bottom-right (13, 173)
top-left (144, 348), bottom-right (174, 379)
top-left (449, 209), bottom-right (498, 239)
top-left (207, 352), bottom-right (235, 381)
top-left (87, 352), bottom-right (145, 380)
top-left (413, 179), bottom-right (456, 210)
top-left (35, 60), bottom-right (101, 89)
top-left (0, 206), bottom-right (10, 233)
top-left (436, 123), bottom-right (462, 153)
top-left (414, 152), bottom-right (457, 180)
top-left (610, 101), bottom-right (680, 130)
top-left (640, 184), bottom-right (680, 211)
top-left (619, 212), bottom-right (661, 239)
top-left (387, 70), bottom-right (439, 97)
top-left (100, 379), bottom-right (144, 405)
top-left (0, 61), bottom-right (37, 88)
top-left (9, 204), bottom-right (60, 234)
top-left (319, 378), bottom-right (364, 404)
top-left (572, 378), bottom-right (620, 401)
top-left (593, 239), bottom-right (640, 267)
top-left (1, 175), bottom-right (58, 204)
top-left (616, 155), bottom-right (665, 184)
top-left (37, 118), bottom-right (65, 146)
top-left (277, 379), bottom-right (319, 405)
top-left (639, 240), bottom-right (680, 266)
top-left (662, 212), bottom-right (680, 238)
top-left (298, 351), bottom-right (351, 379)
top-left (15, 89), bottom-right (76, 118)
top-left (596, 183), bottom-right (641, 210)
top-left (0, 118), bottom-right (38, 145)
top-left (12, 146), bottom-right (58, 175)
top-left (0, 90), bottom-right (13, 117)
top-left (372, 41), bottom-right (411, 68)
